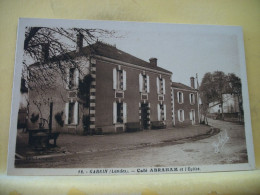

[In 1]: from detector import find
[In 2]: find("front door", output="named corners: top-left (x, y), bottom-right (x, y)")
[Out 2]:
top-left (141, 103), bottom-right (149, 129)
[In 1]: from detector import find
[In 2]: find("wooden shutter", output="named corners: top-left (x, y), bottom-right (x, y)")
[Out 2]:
top-left (157, 104), bottom-right (161, 121)
top-left (162, 78), bottom-right (166, 94)
top-left (156, 77), bottom-right (160, 94)
top-left (113, 68), bottom-right (117, 90)
top-left (139, 73), bottom-right (143, 92)
top-left (123, 102), bottom-right (127, 123)
top-left (74, 101), bottom-right (78, 124)
top-left (147, 75), bottom-right (150, 93)
top-left (123, 70), bottom-right (126, 90)
top-left (164, 104), bottom-right (166, 120)
top-left (66, 68), bottom-right (69, 89)
top-left (65, 102), bottom-right (69, 124)
top-left (75, 68), bottom-right (79, 87)
top-left (113, 102), bottom-right (117, 124)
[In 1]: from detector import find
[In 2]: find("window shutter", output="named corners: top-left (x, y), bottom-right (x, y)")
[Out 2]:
top-left (182, 92), bottom-right (184, 103)
top-left (123, 70), bottom-right (126, 90)
top-left (178, 110), bottom-right (180, 122)
top-left (139, 73), bottom-right (143, 92)
top-left (156, 77), bottom-right (160, 94)
top-left (162, 78), bottom-right (166, 94)
top-left (66, 68), bottom-right (69, 89)
top-left (123, 102), bottom-right (127, 123)
top-left (177, 92), bottom-right (180, 103)
top-left (74, 101), bottom-right (78, 124)
top-left (75, 69), bottom-right (79, 87)
top-left (189, 94), bottom-right (191, 104)
top-left (190, 111), bottom-right (192, 120)
top-left (164, 104), bottom-right (166, 120)
top-left (113, 68), bottom-right (117, 90)
top-left (113, 102), bottom-right (117, 124)
top-left (147, 75), bottom-right (150, 93)
top-left (65, 102), bottom-right (69, 124)
top-left (157, 104), bottom-right (161, 121)
top-left (182, 110), bottom-right (185, 121)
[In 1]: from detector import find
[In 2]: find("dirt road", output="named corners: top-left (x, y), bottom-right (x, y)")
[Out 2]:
top-left (15, 119), bottom-right (247, 168)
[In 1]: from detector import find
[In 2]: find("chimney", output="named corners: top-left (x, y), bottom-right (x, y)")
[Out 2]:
top-left (76, 33), bottom-right (83, 53)
top-left (190, 77), bottom-right (195, 89)
top-left (41, 43), bottom-right (49, 62)
top-left (149, 58), bottom-right (157, 67)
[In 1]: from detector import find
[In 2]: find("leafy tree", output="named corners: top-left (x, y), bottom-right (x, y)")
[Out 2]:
top-left (199, 71), bottom-right (242, 121)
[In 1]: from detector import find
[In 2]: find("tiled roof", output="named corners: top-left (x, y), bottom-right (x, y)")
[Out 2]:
top-left (171, 82), bottom-right (196, 91)
top-left (30, 41), bottom-right (172, 74)
top-left (84, 42), bottom-right (172, 74)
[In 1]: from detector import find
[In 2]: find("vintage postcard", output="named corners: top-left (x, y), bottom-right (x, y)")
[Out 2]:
top-left (7, 18), bottom-right (255, 175)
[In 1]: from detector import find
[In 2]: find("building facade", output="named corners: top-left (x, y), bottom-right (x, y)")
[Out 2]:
top-left (171, 78), bottom-right (200, 127)
top-left (27, 40), bottom-right (174, 134)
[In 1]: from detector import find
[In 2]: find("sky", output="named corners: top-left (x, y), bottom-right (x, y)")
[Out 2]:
top-left (93, 22), bottom-right (243, 87)
top-left (24, 20), bottom-right (244, 88)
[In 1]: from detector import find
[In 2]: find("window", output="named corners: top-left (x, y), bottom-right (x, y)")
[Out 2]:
top-left (157, 103), bottom-right (166, 121)
top-left (189, 93), bottom-right (195, 105)
top-left (178, 109), bottom-right (184, 122)
top-left (113, 67), bottom-right (126, 91)
top-left (156, 76), bottom-right (165, 95)
top-left (67, 68), bottom-right (79, 89)
top-left (177, 91), bottom-right (184, 104)
top-left (139, 73), bottom-right (150, 93)
top-left (113, 101), bottom-right (127, 124)
top-left (65, 101), bottom-right (78, 125)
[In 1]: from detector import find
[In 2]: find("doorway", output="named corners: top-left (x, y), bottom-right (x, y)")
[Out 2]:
top-left (141, 103), bottom-right (149, 129)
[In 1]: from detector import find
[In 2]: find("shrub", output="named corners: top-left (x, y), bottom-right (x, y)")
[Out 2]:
top-left (30, 113), bottom-right (39, 124)
top-left (55, 111), bottom-right (64, 127)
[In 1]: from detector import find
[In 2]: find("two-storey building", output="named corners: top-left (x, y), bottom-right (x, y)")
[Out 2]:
top-left (171, 77), bottom-right (199, 126)
top-left (27, 37), bottom-right (173, 134)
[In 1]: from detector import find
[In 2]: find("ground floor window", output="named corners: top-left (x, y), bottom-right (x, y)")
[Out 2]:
top-left (157, 103), bottom-right (166, 121)
top-left (65, 101), bottom-right (78, 125)
top-left (113, 101), bottom-right (127, 124)
top-left (178, 109), bottom-right (184, 122)
top-left (190, 109), bottom-right (196, 124)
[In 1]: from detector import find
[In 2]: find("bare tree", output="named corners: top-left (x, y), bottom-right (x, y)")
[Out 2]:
top-left (23, 27), bottom-right (116, 92)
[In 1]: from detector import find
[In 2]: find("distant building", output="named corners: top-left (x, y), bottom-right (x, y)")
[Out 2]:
top-left (171, 77), bottom-right (199, 126)
top-left (208, 93), bottom-right (239, 114)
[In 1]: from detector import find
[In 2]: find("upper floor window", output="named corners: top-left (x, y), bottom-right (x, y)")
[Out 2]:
top-left (113, 67), bottom-right (126, 91)
top-left (177, 91), bottom-right (184, 104)
top-left (67, 67), bottom-right (79, 89)
top-left (139, 73), bottom-right (150, 93)
top-left (156, 76), bottom-right (165, 95)
top-left (178, 109), bottom-right (184, 122)
top-left (189, 93), bottom-right (195, 105)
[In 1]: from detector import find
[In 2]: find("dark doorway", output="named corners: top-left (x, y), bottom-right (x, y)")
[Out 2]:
top-left (49, 102), bottom-right (53, 133)
top-left (141, 103), bottom-right (149, 130)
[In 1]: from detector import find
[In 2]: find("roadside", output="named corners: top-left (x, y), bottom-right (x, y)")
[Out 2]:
top-left (15, 124), bottom-right (214, 160)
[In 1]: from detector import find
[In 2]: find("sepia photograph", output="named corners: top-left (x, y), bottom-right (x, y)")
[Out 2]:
top-left (7, 18), bottom-right (254, 175)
